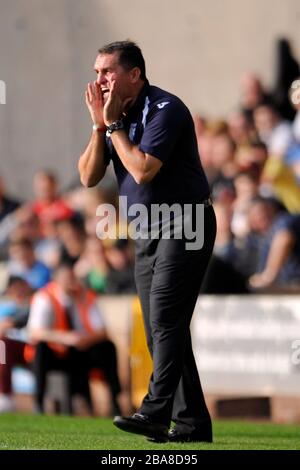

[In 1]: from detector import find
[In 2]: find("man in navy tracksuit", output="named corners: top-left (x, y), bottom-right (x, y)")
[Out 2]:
top-left (78, 41), bottom-right (216, 443)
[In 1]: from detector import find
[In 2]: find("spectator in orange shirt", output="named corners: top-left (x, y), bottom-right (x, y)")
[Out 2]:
top-left (32, 170), bottom-right (74, 234)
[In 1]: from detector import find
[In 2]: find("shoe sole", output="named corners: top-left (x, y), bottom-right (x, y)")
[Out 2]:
top-left (169, 436), bottom-right (213, 443)
top-left (113, 420), bottom-right (168, 442)
top-left (147, 435), bottom-right (213, 443)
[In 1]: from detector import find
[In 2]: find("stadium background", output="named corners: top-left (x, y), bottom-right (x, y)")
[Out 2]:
top-left (1, 0), bottom-right (300, 196)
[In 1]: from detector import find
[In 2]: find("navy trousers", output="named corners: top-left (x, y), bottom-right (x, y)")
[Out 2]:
top-left (134, 205), bottom-right (216, 431)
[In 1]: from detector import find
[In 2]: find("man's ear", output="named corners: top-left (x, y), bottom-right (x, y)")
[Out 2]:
top-left (130, 67), bottom-right (141, 84)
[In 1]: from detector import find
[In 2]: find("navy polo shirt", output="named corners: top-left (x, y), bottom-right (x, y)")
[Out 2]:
top-left (104, 81), bottom-right (210, 210)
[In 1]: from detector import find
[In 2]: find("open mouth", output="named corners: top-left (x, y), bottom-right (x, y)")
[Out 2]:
top-left (101, 88), bottom-right (110, 99)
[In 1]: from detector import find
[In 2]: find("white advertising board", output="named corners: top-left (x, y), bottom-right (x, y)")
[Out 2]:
top-left (192, 296), bottom-right (300, 396)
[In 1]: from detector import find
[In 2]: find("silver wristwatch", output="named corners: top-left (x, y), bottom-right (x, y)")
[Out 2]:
top-left (106, 119), bottom-right (124, 135)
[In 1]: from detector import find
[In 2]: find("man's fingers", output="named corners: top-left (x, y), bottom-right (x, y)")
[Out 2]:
top-left (87, 81), bottom-right (104, 106)
top-left (95, 82), bottom-right (104, 106)
top-left (109, 79), bottom-right (116, 95)
top-left (87, 83), bottom-right (94, 102)
top-left (94, 81), bottom-right (101, 99)
top-left (88, 82), bottom-right (94, 95)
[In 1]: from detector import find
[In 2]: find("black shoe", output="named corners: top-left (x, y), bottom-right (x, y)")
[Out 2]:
top-left (168, 428), bottom-right (213, 443)
top-left (113, 413), bottom-right (169, 442)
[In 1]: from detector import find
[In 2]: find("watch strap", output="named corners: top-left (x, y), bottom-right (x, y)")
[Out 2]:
top-left (106, 119), bottom-right (124, 135)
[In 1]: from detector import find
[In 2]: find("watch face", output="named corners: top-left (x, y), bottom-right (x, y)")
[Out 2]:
top-left (108, 120), bottom-right (123, 134)
top-left (115, 120), bottom-right (123, 129)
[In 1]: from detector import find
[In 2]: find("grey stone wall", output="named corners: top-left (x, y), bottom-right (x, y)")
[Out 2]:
top-left (1, 0), bottom-right (300, 198)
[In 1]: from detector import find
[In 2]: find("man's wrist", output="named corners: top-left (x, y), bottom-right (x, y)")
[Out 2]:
top-left (92, 123), bottom-right (106, 133)
top-left (106, 119), bottom-right (124, 135)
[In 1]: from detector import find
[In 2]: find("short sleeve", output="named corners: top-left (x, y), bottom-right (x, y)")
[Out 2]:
top-left (139, 99), bottom-right (186, 163)
top-left (272, 214), bottom-right (300, 236)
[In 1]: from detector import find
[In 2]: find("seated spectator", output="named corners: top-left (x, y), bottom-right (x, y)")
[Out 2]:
top-left (200, 202), bottom-right (249, 294)
top-left (211, 131), bottom-right (237, 180)
top-left (56, 216), bottom-right (86, 267)
top-left (0, 204), bottom-right (61, 269)
top-left (8, 237), bottom-right (51, 290)
top-left (253, 104), bottom-right (294, 157)
top-left (81, 204), bottom-right (135, 294)
top-left (75, 236), bottom-right (109, 294)
top-left (14, 211), bottom-right (41, 246)
top-left (103, 238), bottom-right (136, 294)
top-left (0, 176), bottom-right (20, 222)
top-left (231, 172), bottom-right (259, 239)
top-left (227, 109), bottom-right (256, 146)
top-left (0, 276), bottom-right (31, 326)
top-left (240, 72), bottom-right (272, 121)
top-left (247, 198), bottom-right (300, 289)
top-left (27, 263), bottom-right (122, 415)
top-left (235, 141), bottom-right (268, 175)
top-left (34, 220), bottom-right (62, 270)
top-left (0, 206), bottom-right (39, 261)
top-left (32, 170), bottom-right (74, 234)
top-left (261, 151), bottom-right (300, 213)
top-left (0, 277), bottom-right (32, 412)
top-left (193, 119), bottom-right (228, 183)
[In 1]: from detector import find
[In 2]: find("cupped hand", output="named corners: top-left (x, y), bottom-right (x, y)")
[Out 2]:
top-left (85, 81), bottom-right (105, 126)
top-left (103, 80), bottom-right (132, 126)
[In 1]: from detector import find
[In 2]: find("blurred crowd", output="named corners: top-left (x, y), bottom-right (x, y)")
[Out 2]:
top-left (0, 170), bottom-right (136, 297)
top-left (0, 170), bottom-right (134, 414)
top-left (197, 39), bottom-right (300, 294)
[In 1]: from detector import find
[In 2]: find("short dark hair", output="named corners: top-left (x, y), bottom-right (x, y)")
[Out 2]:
top-left (35, 169), bottom-right (57, 184)
top-left (53, 261), bottom-right (74, 276)
top-left (6, 276), bottom-right (29, 290)
top-left (98, 40), bottom-right (146, 81)
top-left (9, 237), bottom-right (33, 250)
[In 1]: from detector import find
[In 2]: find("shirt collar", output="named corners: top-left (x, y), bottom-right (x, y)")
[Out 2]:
top-left (125, 80), bottom-right (150, 118)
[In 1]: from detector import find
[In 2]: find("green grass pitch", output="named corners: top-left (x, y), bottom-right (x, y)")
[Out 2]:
top-left (0, 414), bottom-right (299, 450)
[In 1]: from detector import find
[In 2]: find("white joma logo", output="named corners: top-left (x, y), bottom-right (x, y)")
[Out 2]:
top-left (157, 101), bottom-right (169, 109)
